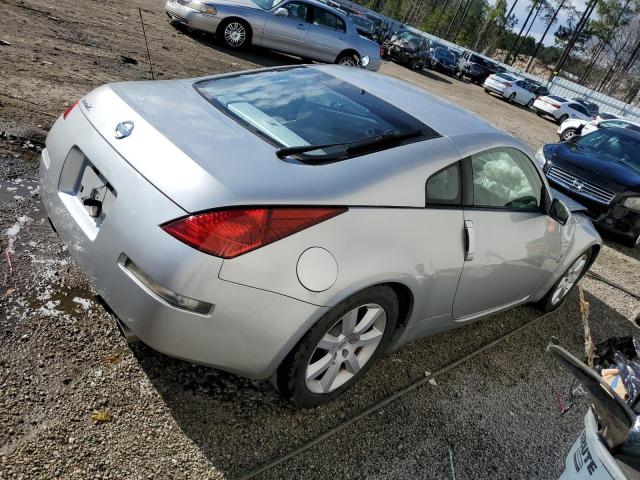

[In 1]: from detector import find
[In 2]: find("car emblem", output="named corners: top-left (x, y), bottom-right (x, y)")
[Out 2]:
top-left (82, 99), bottom-right (93, 110)
top-left (114, 121), bottom-right (134, 139)
top-left (571, 179), bottom-right (584, 191)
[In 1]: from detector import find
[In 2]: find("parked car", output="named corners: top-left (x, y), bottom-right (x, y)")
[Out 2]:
top-left (483, 73), bottom-right (536, 107)
top-left (533, 95), bottom-right (594, 124)
top-left (348, 13), bottom-right (376, 40)
top-left (430, 48), bottom-right (458, 75)
top-left (457, 50), bottom-right (496, 84)
top-left (165, 0), bottom-right (381, 70)
top-left (557, 116), bottom-right (640, 142)
top-left (40, 65), bottom-right (601, 406)
top-left (573, 98), bottom-right (600, 116)
top-left (384, 31), bottom-right (430, 70)
top-left (529, 81), bottom-right (549, 97)
top-left (537, 127), bottom-right (640, 246)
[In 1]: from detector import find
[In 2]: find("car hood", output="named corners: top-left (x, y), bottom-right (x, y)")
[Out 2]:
top-left (78, 74), bottom-right (463, 212)
top-left (212, 0), bottom-right (261, 8)
top-left (552, 142), bottom-right (640, 189)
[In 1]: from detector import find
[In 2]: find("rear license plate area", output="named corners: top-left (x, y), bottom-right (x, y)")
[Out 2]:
top-left (77, 164), bottom-right (115, 226)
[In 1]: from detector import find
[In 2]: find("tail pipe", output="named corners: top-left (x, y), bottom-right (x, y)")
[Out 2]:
top-left (115, 319), bottom-right (139, 344)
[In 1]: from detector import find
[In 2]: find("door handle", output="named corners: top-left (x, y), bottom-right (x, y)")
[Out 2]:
top-left (464, 220), bottom-right (475, 261)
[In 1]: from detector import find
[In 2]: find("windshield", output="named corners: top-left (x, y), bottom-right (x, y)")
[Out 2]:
top-left (548, 95), bottom-right (567, 102)
top-left (574, 129), bottom-right (640, 172)
top-left (251, 0), bottom-right (285, 9)
top-left (496, 73), bottom-right (516, 81)
top-left (194, 67), bottom-right (436, 158)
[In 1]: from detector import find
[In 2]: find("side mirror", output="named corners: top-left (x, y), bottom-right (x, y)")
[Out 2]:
top-left (548, 198), bottom-right (570, 225)
top-left (274, 7), bottom-right (289, 16)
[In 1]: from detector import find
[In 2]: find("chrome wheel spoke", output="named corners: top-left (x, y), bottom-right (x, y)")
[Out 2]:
top-left (319, 361), bottom-right (341, 392)
top-left (354, 329), bottom-right (383, 347)
top-left (345, 354), bottom-right (360, 374)
top-left (306, 353), bottom-right (333, 381)
top-left (341, 310), bottom-right (358, 336)
top-left (317, 333), bottom-right (339, 351)
top-left (354, 306), bottom-right (383, 335)
top-left (551, 254), bottom-right (588, 305)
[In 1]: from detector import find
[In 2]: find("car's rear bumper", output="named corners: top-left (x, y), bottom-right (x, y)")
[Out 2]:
top-left (39, 112), bottom-right (326, 378)
top-left (533, 100), bottom-right (558, 117)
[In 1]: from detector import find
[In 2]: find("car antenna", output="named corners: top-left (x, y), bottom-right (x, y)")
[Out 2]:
top-left (138, 8), bottom-right (155, 80)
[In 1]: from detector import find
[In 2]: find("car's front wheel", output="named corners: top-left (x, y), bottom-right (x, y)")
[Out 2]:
top-left (561, 128), bottom-right (577, 141)
top-left (336, 52), bottom-right (360, 67)
top-left (219, 19), bottom-right (251, 49)
top-left (537, 249), bottom-right (592, 312)
top-left (276, 285), bottom-right (399, 406)
top-left (527, 98), bottom-right (534, 108)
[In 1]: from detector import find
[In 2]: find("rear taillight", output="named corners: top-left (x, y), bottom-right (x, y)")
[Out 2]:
top-left (551, 103), bottom-right (560, 108)
top-left (63, 99), bottom-right (80, 120)
top-left (502, 82), bottom-right (512, 87)
top-left (162, 207), bottom-right (347, 259)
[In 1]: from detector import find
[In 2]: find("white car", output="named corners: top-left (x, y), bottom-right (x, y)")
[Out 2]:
top-left (557, 115), bottom-right (640, 141)
top-left (533, 95), bottom-right (593, 124)
top-left (483, 73), bottom-right (536, 107)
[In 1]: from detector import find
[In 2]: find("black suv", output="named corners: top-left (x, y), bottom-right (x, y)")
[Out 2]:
top-left (457, 51), bottom-right (499, 84)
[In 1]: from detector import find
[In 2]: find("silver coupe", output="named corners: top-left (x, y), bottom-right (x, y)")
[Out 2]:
top-left (40, 65), bottom-right (601, 406)
top-left (165, 0), bottom-right (382, 70)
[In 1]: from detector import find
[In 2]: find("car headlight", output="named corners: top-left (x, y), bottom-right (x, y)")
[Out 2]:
top-left (534, 147), bottom-right (547, 169)
top-left (623, 197), bottom-right (640, 211)
top-left (361, 55), bottom-right (370, 67)
top-left (189, 1), bottom-right (217, 14)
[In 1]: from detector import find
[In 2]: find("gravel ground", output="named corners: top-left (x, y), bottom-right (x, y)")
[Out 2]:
top-left (1, 0), bottom-right (640, 478)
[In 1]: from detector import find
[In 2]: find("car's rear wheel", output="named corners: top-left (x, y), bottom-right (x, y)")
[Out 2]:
top-left (526, 98), bottom-right (534, 108)
top-left (558, 114), bottom-right (569, 125)
top-left (537, 249), bottom-right (592, 312)
top-left (508, 92), bottom-right (516, 103)
top-left (408, 58), bottom-right (418, 70)
top-left (561, 128), bottom-right (577, 141)
top-left (336, 52), bottom-right (360, 67)
top-left (276, 285), bottom-right (398, 406)
top-left (220, 19), bottom-right (250, 49)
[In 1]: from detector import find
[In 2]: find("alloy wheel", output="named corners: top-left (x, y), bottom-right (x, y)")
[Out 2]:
top-left (562, 129), bottom-right (576, 141)
top-left (551, 253), bottom-right (588, 305)
top-left (509, 93), bottom-right (516, 103)
top-left (224, 22), bottom-right (246, 48)
top-left (305, 303), bottom-right (386, 394)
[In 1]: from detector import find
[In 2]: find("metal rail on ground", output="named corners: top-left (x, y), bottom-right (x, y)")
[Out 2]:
top-left (236, 271), bottom-right (640, 480)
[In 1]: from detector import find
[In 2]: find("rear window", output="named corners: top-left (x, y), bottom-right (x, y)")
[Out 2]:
top-left (496, 73), bottom-right (516, 81)
top-left (194, 67), bottom-right (438, 158)
top-left (548, 95), bottom-right (567, 102)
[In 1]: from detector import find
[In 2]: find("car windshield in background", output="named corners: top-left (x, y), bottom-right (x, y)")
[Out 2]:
top-left (194, 67), bottom-right (436, 159)
top-left (436, 49), bottom-right (455, 62)
top-left (396, 33), bottom-right (421, 48)
top-left (351, 16), bottom-right (374, 31)
top-left (575, 129), bottom-right (640, 172)
top-left (496, 73), bottom-right (516, 81)
top-left (251, 0), bottom-right (285, 9)
top-left (548, 95), bottom-right (568, 102)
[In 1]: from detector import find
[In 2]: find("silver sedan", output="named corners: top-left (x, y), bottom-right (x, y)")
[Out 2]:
top-left (165, 0), bottom-right (382, 70)
top-left (39, 65), bottom-right (601, 406)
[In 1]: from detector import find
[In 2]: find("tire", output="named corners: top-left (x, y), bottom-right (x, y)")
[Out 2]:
top-left (508, 93), bottom-right (516, 104)
top-left (336, 52), bottom-right (360, 67)
top-left (558, 114), bottom-right (569, 125)
top-left (408, 58), bottom-right (418, 70)
top-left (561, 128), bottom-right (577, 142)
top-left (526, 98), bottom-right (534, 108)
top-left (219, 19), bottom-right (251, 49)
top-left (484, 88), bottom-right (489, 93)
top-left (537, 249), bottom-right (593, 312)
top-left (276, 285), bottom-right (399, 406)
top-left (623, 234), bottom-right (640, 248)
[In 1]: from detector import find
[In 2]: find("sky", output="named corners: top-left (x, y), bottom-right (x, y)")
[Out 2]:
top-left (500, 0), bottom-right (590, 46)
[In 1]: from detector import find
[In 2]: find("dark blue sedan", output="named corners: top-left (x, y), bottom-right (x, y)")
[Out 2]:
top-left (539, 127), bottom-right (640, 246)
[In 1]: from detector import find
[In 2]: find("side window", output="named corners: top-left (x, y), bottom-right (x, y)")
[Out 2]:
top-left (313, 8), bottom-right (339, 29)
top-left (426, 163), bottom-right (461, 206)
top-left (470, 147), bottom-right (543, 210)
top-left (286, 2), bottom-right (309, 21)
top-left (336, 16), bottom-right (345, 33)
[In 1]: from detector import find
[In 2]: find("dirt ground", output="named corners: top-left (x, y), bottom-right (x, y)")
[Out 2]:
top-left (1, 0), bottom-right (640, 478)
